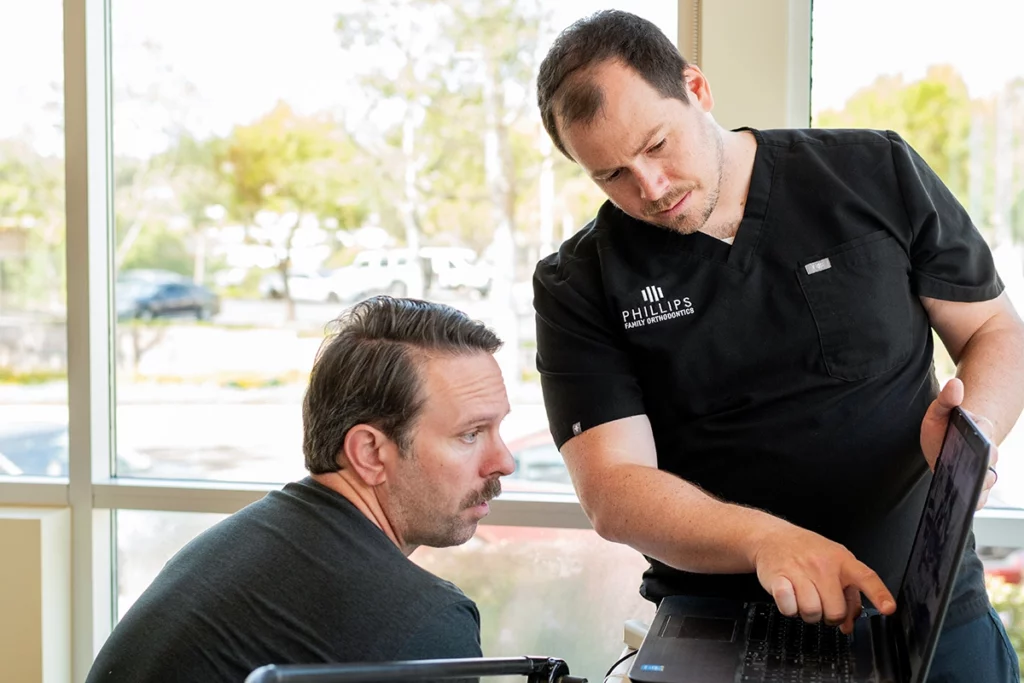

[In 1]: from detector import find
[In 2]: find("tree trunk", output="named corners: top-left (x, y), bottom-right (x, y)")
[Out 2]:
top-left (193, 227), bottom-right (207, 285)
top-left (400, 108), bottom-right (425, 299)
top-left (281, 213), bottom-right (303, 322)
top-left (482, 65), bottom-right (519, 392)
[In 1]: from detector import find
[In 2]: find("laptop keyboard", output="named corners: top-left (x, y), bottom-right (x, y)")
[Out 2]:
top-left (740, 603), bottom-right (855, 683)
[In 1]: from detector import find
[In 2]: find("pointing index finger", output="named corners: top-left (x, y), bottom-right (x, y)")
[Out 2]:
top-left (843, 561), bottom-right (895, 615)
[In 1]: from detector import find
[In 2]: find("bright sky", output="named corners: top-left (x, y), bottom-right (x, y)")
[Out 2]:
top-left (1, 0), bottom-right (1022, 156)
top-left (810, 0), bottom-right (1024, 112)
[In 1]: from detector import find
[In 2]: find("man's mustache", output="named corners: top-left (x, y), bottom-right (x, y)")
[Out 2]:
top-left (644, 186), bottom-right (693, 216)
top-left (463, 477), bottom-right (502, 508)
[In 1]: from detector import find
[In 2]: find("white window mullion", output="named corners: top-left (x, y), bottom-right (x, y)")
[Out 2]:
top-left (0, 478), bottom-right (69, 506)
top-left (64, 0), bottom-right (116, 677)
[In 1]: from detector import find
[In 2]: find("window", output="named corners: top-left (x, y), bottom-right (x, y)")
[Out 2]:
top-left (811, 0), bottom-right (1024, 512)
top-left (0, 0), bottom-right (66, 479)
top-left (813, 0), bottom-right (1024, 661)
top-left (116, 510), bottom-right (228, 619)
top-left (115, 515), bottom-right (653, 683)
top-left (100, 0), bottom-right (673, 673)
top-left (413, 527), bottom-right (653, 682)
top-left (8, 2), bottom-right (1022, 680)
top-left (108, 0), bottom-right (675, 487)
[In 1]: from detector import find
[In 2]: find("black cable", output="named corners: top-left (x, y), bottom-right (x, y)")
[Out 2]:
top-left (603, 649), bottom-right (638, 678)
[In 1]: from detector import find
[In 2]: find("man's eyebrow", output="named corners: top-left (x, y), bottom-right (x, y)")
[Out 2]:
top-left (592, 126), bottom-right (663, 178)
top-left (455, 408), bottom-right (511, 429)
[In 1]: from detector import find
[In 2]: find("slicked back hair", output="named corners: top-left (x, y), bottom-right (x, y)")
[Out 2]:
top-left (537, 9), bottom-right (691, 159)
top-left (302, 296), bottom-right (502, 474)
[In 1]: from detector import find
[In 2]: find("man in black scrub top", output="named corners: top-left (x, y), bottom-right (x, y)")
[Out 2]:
top-left (532, 10), bottom-right (1024, 682)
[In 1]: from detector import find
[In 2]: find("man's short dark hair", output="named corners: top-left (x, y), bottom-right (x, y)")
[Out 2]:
top-left (302, 296), bottom-right (503, 474)
top-left (536, 9), bottom-right (691, 159)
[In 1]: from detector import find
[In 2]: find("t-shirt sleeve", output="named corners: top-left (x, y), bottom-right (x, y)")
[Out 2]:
top-left (394, 600), bottom-right (482, 683)
top-left (533, 252), bottom-right (646, 449)
top-left (397, 599), bottom-right (482, 660)
top-left (887, 130), bottom-right (1004, 302)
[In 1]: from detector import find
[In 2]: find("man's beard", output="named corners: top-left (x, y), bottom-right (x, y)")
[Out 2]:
top-left (403, 476), bottom-right (503, 549)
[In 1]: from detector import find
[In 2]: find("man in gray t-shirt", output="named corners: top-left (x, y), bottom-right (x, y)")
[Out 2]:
top-left (87, 297), bottom-right (516, 682)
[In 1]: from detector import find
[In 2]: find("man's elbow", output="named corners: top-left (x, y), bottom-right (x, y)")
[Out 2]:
top-left (590, 514), bottom-right (625, 543)
top-left (571, 461), bottom-right (644, 543)
top-left (578, 494), bottom-right (627, 543)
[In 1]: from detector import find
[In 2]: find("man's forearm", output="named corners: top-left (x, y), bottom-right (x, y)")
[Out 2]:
top-left (582, 463), bottom-right (791, 574)
top-left (957, 318), bottom-right (1024, 442)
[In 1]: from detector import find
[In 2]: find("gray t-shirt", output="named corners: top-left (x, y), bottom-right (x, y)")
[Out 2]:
top-left (86, 477), bottom-right (481, 682)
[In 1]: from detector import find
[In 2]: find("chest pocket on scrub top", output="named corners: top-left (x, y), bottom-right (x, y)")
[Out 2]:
top-left (796, 230), bottom-right (915, 382)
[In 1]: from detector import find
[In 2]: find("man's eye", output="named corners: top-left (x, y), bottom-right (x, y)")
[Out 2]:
top-left (649, 140), bottom-right (666, 153)
top-left (603, 170), bottom-right (621, 182)
top-left (460, 430), bottom-right (480, 444)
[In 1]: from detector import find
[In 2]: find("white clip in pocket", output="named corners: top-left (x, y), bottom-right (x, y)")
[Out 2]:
top-left (805, 258), bottom-right (832, 275)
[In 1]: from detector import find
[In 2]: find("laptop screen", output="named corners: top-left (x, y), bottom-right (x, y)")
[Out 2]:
top-left (896, 407), bottom-right (989, 680)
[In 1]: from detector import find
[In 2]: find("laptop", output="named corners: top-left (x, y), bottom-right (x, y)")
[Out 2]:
top-left (629, 406), bottom-right (991, 683)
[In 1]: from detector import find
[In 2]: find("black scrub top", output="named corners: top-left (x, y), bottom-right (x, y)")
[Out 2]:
top-left (533, 128), bottom-right (1002, 627)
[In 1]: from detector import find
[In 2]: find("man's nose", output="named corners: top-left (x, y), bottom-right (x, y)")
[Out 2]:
top-left (635, 164), bottom-right (668, 202)
top-left (488, 437), bottom-right (516, 478)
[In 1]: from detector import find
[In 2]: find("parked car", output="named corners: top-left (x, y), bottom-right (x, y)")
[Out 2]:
top-left (258, 270), bottom-right (345, 303)
top-left (258, 248), bottom-right (493, 303)
top-left (980, 546), bottom-right (1024, 584)
top-left (0, 423), bottom-right (152, 477)
top-left (338, 249), bottom-right (424, 300)
top-left (116, 280), bottom-right (220, 321)
top-left (420, 247), bottom-right (492, 297)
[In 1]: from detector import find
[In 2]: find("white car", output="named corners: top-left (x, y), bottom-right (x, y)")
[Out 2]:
top-left (332, 247), bottom-right (493, 301)
top-left (420, 247), bottom-right (492, 296)
top-left (259, 271), bottom-right (345, 303)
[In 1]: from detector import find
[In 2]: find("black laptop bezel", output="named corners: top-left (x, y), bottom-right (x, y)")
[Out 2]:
top-left (893, 406), bottom-right (990, 683)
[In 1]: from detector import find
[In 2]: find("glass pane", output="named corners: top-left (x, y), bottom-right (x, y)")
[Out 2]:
top-left (116, 510), bottom-right (227, 619)
top-left (413, 526), bottom-right (653, 682)
top-left (811, 1), bottom-right (1024, 511)
top-left (109, 1), bottom-right (675, 484)
top-left (117, 510), bottom-right (653, 680)
top-left (0, 0), bottom-right (67, 478)
top-left (812, 2), bottom-right (1024, 663)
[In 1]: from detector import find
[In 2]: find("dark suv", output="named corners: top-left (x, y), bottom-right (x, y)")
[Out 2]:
top-left (116, 280), bottom-right (220, 321)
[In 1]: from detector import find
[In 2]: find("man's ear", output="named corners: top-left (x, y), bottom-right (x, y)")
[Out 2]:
top-left (683, 65), bottom-right (714, 112)
top-left (340, 425), bottom-right (398, 486)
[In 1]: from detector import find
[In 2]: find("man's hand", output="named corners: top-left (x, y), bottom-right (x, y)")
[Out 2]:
top-left (920, 377), bottom-right (999, 509)
top-left (752, 522), bottom-right (895, 635)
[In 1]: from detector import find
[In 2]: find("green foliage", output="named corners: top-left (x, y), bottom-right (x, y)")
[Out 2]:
top-left (0, 367), bottom-right (67, 385)
top-left (0, 138), bottom-right (66, 309)
top-left (335, 0), bottom-right (551, 254)
top-left (120, 224), bottom-right (192, 276)
top-left (215, 102), bottom-right (368, 317)
top-left (219, 102), bottom-right (364, 225)
top-left (988, 577), bottom-right (1024, 667)
top-left (816, 66), bottom-right (973, 206)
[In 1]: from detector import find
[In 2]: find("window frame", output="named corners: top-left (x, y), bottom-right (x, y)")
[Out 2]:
top-left (0, 1), bottom-right (1020, 680)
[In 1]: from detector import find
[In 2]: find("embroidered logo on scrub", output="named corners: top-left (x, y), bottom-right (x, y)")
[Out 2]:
top-left (642, 285), bottom-right (665, 302)
top-left (621, 287), bottom-right (694, 330)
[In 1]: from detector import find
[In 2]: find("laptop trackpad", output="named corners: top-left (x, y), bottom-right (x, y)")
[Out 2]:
top-left (660, 615), bottom-right (738, 642)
